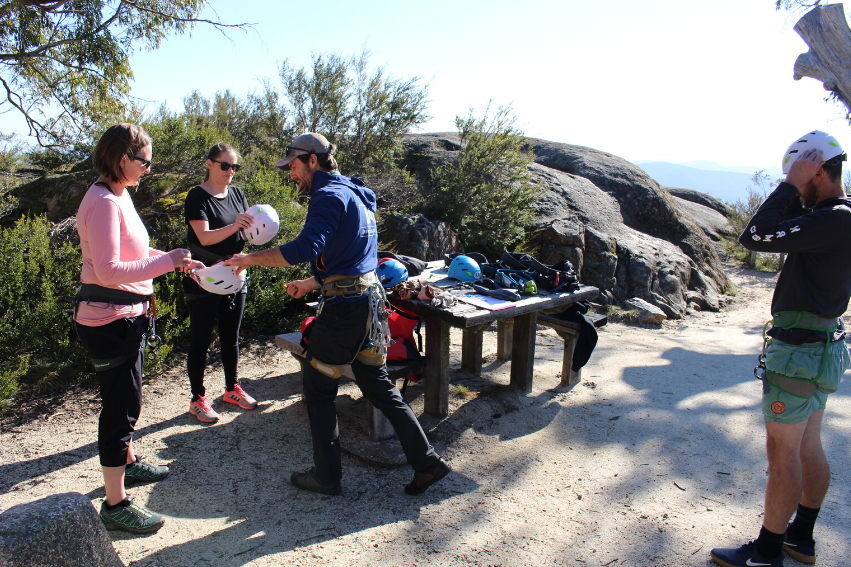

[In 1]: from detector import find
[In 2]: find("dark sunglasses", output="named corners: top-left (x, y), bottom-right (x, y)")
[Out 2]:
top-left (210, 158), bottom-right (241, 172)
top-left (285, 145), bottom-right (312, 156)
top-left (129, 155), bottom-right (152, 168)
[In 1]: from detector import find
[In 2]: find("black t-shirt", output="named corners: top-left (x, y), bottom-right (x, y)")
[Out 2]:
top-left (183, 185), bottom-right (249, 296)
top-left (739, 182), bottom-right (851, 343)
top-left (184, 185), bottom-right (249, 259)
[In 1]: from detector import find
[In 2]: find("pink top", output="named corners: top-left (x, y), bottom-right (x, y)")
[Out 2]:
top-left (75, 183), bottom-right (173, 326)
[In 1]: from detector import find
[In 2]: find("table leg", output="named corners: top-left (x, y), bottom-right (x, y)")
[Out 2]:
top-left (423, 316), bottom-right (451, 418)
top-left (367, 402), bottom-right (396, 441)
top-left (496, 319), bottom-right (513, 361)
top-left (557, 330), bottom-right (581, 387)
top-left (461, 327), bottom-right (484, 375)
top-left (510, 312), bottom-right (537, 392)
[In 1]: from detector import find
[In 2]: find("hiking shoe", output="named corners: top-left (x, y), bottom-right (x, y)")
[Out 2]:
top-left (783, 528), bottom-right (816, 564)
top-left (290, 467), bottom-right (342, 495)
top-left (405, 458), bottom-right (451, 495)
top-left (223, 383), bottom-right (257, 410)
top-left (124, 456), bottom-right (169, 486)
top-left (99, 497), bottom-right (165, 534)
top-left (189, 396), bottom-right (219, 423)
top-left (710, 541), bottom-right (784, 567)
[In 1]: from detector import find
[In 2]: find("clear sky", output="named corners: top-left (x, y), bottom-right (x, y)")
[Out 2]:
top-left (5, 0), bottom-right (851, 171)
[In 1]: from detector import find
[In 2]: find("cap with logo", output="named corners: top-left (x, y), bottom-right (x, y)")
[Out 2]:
top-left (274, 133), bottom-right (333, 170)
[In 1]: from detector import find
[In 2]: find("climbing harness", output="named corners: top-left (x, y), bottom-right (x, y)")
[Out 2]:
top-left (65, 284), bottom-right (162, 363)
top-left (754, 311), bottom-right (841, 398)
top-left (307, 271), bottom-right (392, 378)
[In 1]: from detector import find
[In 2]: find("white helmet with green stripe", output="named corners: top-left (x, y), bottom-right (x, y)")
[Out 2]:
top-left (782, 130), bottom-right (846, 174)
top-left (241, 204), bottom-right (280, 245)
top-left (191, 264), bottom-right (246, 295)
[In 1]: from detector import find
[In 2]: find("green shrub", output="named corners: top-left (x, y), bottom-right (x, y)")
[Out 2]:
top-left (423, 104), bottom-right (540, 259)
top-left (0, 216), bottom-right (88, 408)
top-left (724, 171), bottom-right (784, 271)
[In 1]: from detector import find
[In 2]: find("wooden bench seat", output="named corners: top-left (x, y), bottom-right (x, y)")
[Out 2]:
top-left (537, 312), bottom-right (607, 386)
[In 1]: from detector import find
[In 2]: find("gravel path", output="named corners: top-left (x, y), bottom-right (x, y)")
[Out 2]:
top-left (1, 266), bottom-right (850, 566)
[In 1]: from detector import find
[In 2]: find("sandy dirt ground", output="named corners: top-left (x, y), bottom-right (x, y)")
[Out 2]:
top-left (1, 266), bottom-right (850, 567)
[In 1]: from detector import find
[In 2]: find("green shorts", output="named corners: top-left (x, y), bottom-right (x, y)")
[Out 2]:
top-left (762, 338), bottom-right (850, 424)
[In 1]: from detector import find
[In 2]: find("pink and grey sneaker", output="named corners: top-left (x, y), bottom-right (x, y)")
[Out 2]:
top-left (189, 396), bottom-right (220, 423)
top-left (223, 383), bottom-right (257, 410)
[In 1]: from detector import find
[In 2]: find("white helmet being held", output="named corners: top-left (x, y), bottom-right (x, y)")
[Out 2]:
top-left (241, 204), bottom-right (280, 245)
top-left (192, 264), bottom-right (246, 295)
top-left (782, 130), bottom-right (846, 174)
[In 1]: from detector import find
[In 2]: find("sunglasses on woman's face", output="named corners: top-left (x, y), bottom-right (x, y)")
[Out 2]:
top-left (129, 155), bottom-right (152, 168)
top-left (210, 159), bottom-right (241, 173)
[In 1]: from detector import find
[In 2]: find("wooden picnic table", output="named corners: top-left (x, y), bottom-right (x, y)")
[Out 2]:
top-left (393, 261), bottom-right (599, 418)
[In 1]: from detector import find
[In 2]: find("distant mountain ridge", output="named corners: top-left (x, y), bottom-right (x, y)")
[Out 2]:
top-left (635, 161), bottom-right (780, 204)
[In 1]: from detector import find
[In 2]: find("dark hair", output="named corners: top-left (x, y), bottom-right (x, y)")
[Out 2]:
top-left (204, 142), bottom-right (240, 181)
top-left (822, 154), bottom-right (844, 183)
top-left (92, 123), bottom-right (152, 183)
top-left (296, 142), bottom-right (338, 172)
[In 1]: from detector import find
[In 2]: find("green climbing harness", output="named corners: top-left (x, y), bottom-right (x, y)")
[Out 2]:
top-left (754, 310), bottom-right (841, 398)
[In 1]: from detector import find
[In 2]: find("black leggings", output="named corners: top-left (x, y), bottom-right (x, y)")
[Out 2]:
top-left (186, 292), bottom-right (245, 398)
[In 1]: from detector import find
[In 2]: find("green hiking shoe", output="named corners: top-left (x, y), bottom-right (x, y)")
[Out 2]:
top-left (99, 497), bottom-right (166, 534)
top-left (124, 456), bottom-right (169, 486)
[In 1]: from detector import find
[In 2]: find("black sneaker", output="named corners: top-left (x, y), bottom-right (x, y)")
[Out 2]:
top-left (710, 541), bottom-right (784, 567)
top-left (290, 467), bottom-right (342, 495)
top-left (99, 497), bottom-right (166, 534)
top-left (783, 528), bottom-right (816, 564)
top-left (405, 458), bottom-right (451, 495)
top-left (124, 456), bottom-right (169, 486)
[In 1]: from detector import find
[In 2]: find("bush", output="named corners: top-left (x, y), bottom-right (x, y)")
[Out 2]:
top-left (0, 216), bottom-right (88, 407)
top-left (423, 104), bottom-right (540, 259)
top-left (723, 171), bottom-right (785, 271)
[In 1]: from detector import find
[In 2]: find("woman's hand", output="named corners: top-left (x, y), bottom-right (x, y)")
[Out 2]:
top-left (167, 248), bottom-right (193, 272)
top-left (184, 260), bottom-right (206, 274)
top-left (285, 278), bottom-right (319, 299)
top-left (234, 212), bottom-right (253, 231)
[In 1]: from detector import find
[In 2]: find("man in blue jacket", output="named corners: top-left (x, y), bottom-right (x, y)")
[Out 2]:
top-left (225, 133), bottom-right (449, 496)
top-left (710, 131), bottom-right (851, 567)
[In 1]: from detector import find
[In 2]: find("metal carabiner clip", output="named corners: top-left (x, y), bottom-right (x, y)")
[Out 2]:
top-left (754, 354), bottom-right (767, 380)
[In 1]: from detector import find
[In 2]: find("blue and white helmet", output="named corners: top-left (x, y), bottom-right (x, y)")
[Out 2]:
top-left (782, 130), bottom-right (846, 174)
top-left (377, 259), bottom-right (408, 288)
top-left (448, 255), bottom-right (482, 282)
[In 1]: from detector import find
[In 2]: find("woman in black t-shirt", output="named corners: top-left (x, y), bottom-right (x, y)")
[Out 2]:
top-left (183, 142), bottom-right (257, 423)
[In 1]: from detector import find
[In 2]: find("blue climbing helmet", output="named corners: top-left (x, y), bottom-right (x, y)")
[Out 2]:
top-left (377, 259), bottom-right (408, 288)
top-left (448, 255), bottom-right (482, 282)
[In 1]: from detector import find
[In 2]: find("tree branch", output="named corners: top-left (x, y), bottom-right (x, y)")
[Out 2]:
top-left (121, 0), bottom-right (255, 30)
top-left (0, 76), bottom-right (58, 147)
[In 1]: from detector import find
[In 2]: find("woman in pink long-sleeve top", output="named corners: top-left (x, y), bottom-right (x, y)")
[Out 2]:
top-left (74, 123), bottom-right (203, 535)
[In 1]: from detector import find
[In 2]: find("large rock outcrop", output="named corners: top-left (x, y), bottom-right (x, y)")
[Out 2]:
top-left (670, 196), bottom-right (734, 243)
top-left (664, 186), bottom-right (729, 215)
top-left (378, 213), bottom-right (461, 261)
top-left (400, 134), bottom-right (729, 318)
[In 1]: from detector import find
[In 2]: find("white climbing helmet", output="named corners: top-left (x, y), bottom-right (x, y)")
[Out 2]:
top-left (241, 204), bottom-right (280, 245)
top-left (191, 264), bottom-right (246, 295)
top-left (781, 130), bottom-right (846, 174)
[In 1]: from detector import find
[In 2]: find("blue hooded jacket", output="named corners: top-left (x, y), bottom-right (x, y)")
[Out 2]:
top-left (278, 170), bottom-right (378, 285)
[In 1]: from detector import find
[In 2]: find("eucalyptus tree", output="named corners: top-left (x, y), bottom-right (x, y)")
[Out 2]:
top-left (0, 0), bottom-right (251, 147)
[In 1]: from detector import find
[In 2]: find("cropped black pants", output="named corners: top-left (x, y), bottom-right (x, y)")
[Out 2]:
top-left (75, 316), bottom-right (147, 467)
